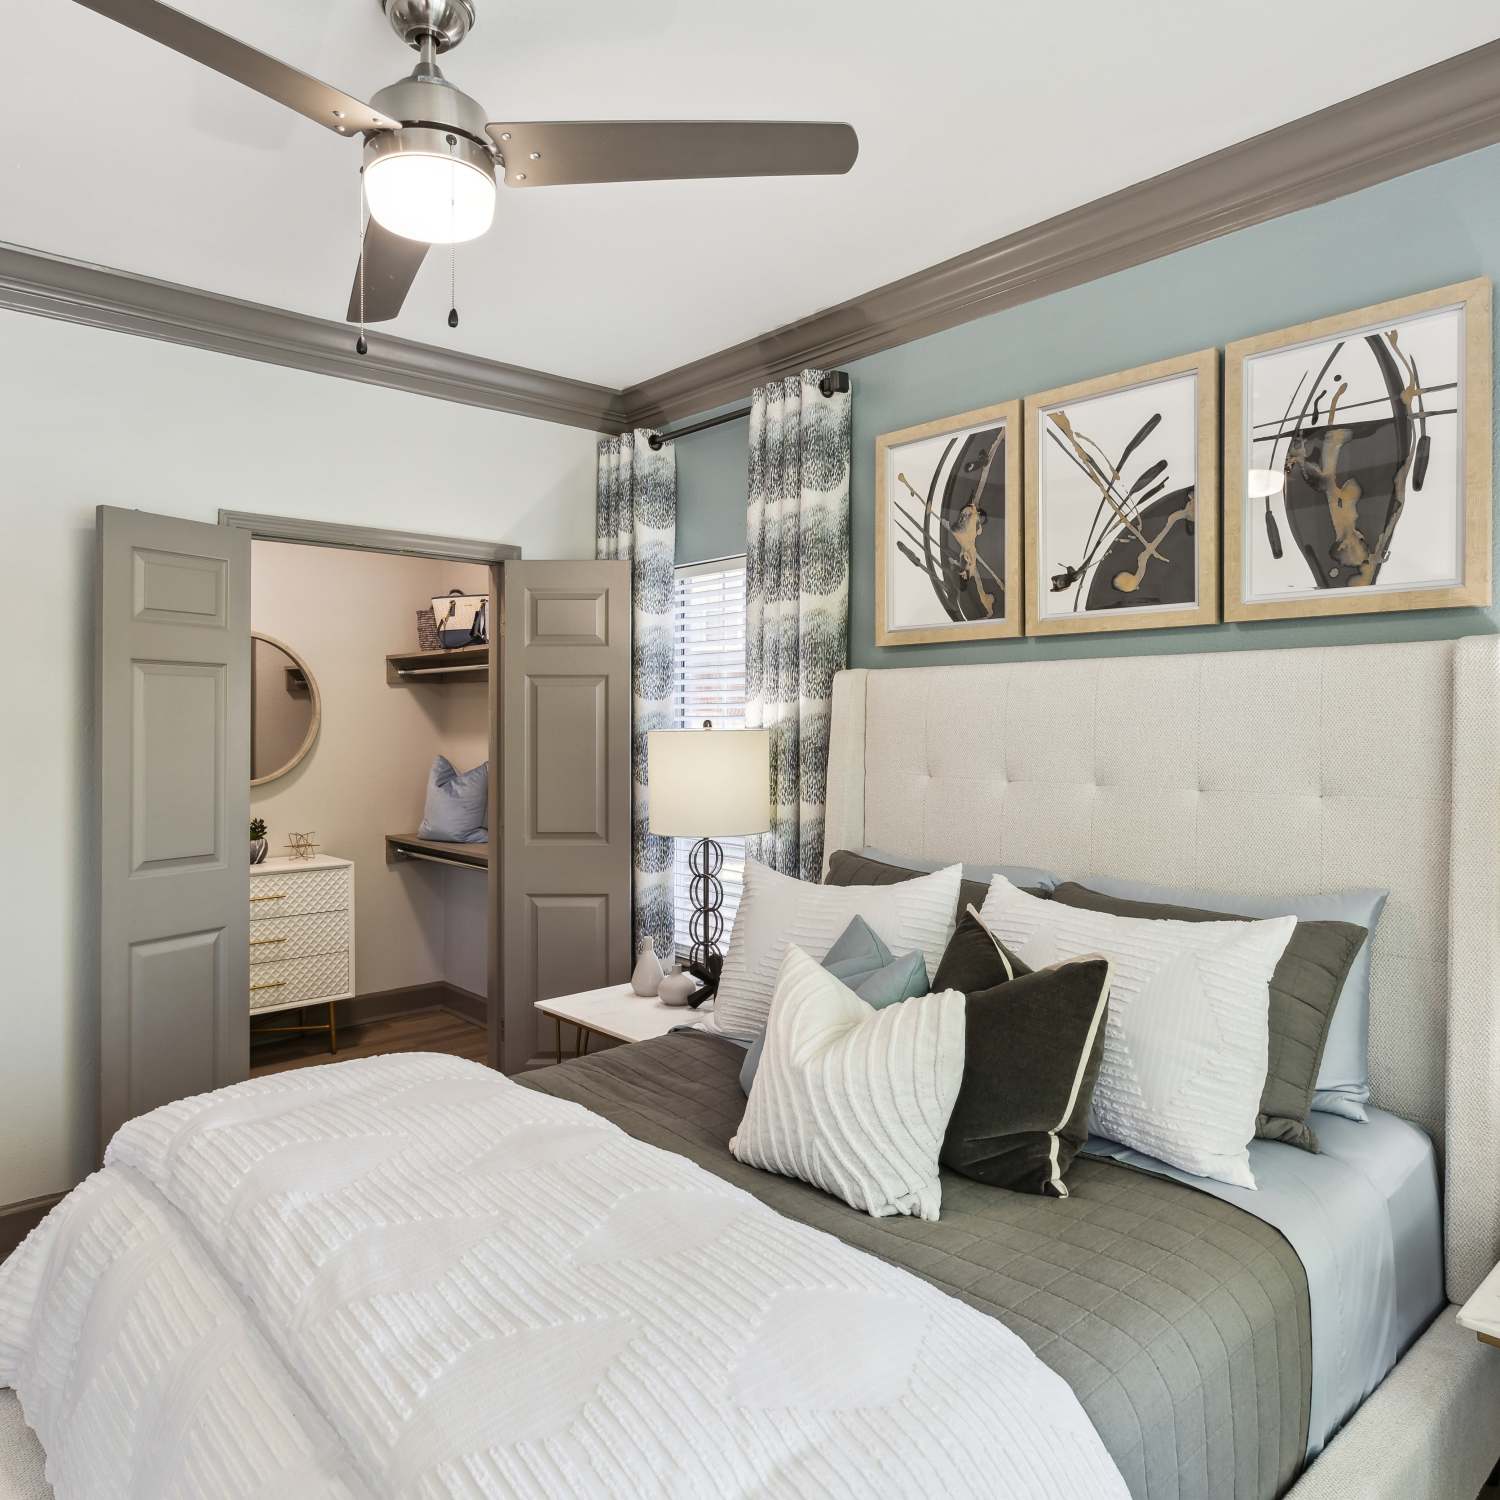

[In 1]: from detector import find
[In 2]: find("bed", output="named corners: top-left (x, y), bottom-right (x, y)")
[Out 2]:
top-left (3, 635), bottom-right (1499, 1498)
top-left (815, 636), bottom-right (1500, 1499)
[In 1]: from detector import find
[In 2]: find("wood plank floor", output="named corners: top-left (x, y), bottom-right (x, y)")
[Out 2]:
top-left (250, 1007), bottom-right (488, 1077)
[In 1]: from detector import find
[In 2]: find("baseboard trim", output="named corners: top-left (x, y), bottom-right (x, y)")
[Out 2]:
top-left (439, 983), bottom-right (487, 1026)
top-left (248, 981), bottom-right (489, 1043)
top-left (0, 1192), bottom-right (65, 1260)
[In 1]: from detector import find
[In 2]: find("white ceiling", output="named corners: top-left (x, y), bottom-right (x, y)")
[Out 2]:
top-left (11, 1), bottom-right (1499, 389)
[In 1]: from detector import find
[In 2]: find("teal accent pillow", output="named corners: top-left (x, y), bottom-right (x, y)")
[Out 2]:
top-left (739, 918), bottom-right (929, 1094)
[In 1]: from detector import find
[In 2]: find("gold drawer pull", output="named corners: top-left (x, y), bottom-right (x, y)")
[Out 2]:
top-left (250, 936), bottom-right (287, 947)
top-left (250, 979), bottom-right (287, 992)
top-left (250, 892), bottom-right (286, 903)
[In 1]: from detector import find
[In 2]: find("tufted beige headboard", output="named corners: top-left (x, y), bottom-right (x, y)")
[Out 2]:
top-left (823, 636), bottom-right (1500, 1301)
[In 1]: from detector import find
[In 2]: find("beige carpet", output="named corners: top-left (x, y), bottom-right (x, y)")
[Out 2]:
top-left (0, 1393), bottom-right (48, 1500)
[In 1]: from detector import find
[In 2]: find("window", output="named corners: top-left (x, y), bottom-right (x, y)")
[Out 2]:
top-left (670, 558), bottom-right (748, 958)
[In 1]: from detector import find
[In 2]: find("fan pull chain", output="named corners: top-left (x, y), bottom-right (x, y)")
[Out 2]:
top-left (355, 165), bottom-right (368, 357)
top-left (447, 135), bottom-right (460, 330)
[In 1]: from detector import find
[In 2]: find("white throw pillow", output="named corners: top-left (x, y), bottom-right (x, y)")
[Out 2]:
top-left (730, 945), bottom-right (965, 1219)
top-left (977, 876), bottom-right (1296, 1189)
top-left (709, 859), bottom-right (962, 1042)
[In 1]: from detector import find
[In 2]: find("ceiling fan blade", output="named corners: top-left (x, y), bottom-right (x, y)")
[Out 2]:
top-left (73, 0), bottom-right (396, 137)
top-left (485, 121), bottom-right (858, 187)
top-left (347, 220), bottom-right (430, 324)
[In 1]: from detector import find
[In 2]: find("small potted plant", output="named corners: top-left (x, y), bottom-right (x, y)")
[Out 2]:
top-left (250, 817), bottom-right (268, 866)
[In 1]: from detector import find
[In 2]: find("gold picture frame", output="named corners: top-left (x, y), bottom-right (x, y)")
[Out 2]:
top-left (874, 399), bottom-right (1022, 645)
top-left (1224, 277), bottom-right (1492, 622)
top-left (1024, 349), bottom-right (1219, 636)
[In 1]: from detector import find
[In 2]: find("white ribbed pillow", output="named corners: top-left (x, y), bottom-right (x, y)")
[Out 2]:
top-left (730, 945), bottom-right (965, 1219)
top-left (709, 859), bottom-right (962, 1042)
top-left (977, 876), bottom-right (1297, 1189)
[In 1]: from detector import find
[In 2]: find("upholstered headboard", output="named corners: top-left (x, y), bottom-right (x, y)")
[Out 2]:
top-left (824, 637), bottom-right (1500, 1301)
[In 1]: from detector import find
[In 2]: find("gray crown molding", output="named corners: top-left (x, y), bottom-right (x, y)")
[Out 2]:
top-left (0, 242), bottom-right (628, 433)
top-left (6, 38), bottom-right (1500, 435)
top-left (620, 37), bottom-right (1500, 428)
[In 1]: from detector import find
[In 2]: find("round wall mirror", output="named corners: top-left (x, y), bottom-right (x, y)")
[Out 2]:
top-left (251, 633), bottom-right (321, 786)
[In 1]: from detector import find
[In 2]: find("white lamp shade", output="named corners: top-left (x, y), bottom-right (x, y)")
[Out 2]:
top-left (1246, 467), bottom-right (1286, 499)
top-left (648, 729), bottom-right (771, 837)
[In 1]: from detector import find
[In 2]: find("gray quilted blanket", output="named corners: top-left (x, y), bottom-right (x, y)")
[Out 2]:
top-left (519, 1031), bottom-right (1312, 1500)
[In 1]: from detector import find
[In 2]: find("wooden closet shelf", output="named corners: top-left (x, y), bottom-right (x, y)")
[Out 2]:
top-left (386, 645), bottom-right (490, 684)
top-left (385, 834), bottom-right (490, 871)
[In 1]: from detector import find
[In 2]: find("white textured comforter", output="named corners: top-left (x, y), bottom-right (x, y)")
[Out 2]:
top-left (0, 1054), bottom-right (1127, 1498)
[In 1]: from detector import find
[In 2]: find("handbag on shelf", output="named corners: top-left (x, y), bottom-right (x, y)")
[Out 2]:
top-left (432, 589), bottom-right (489, 649)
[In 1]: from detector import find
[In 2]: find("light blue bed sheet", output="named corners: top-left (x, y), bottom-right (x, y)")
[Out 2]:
top-left (1083, 1107), bottom-right (1443, 1461)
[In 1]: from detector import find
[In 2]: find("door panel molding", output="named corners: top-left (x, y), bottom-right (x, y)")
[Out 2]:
top-left (527, 675), bottom-right (609, 842)
top-left (129, 661), bottom-right (225, 872)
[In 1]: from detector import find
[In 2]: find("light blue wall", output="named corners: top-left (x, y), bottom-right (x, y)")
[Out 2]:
top-left (673, 143), bottom-right (1500, 668)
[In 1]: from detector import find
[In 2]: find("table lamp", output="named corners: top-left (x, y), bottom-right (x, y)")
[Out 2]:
top-left (647, 723), bottom-right (771, 1005)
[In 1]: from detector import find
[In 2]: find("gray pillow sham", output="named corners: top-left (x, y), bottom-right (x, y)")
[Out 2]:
top-left (1050, 881), bottom-right (1367, 1151)
top-left (1061, 875), bottom-right (1387, 1122)
top-left (825, 848), bottom-right (1057, 924)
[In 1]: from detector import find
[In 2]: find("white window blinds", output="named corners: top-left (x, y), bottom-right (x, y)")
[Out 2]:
top-left (670, 558), bottom-right (748, 958)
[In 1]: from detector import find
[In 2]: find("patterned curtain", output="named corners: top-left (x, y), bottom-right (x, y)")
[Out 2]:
top-left (745, 370), bottom-right (852, 881)
top-left (597, 430), bottom-right (677, 960)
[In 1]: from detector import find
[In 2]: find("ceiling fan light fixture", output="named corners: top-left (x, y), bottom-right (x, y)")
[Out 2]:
top-left (363, 127), bottom-right (495, 244)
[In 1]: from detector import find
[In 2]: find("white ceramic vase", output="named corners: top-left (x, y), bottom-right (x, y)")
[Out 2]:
top-left (658, 968), bottom-right (698, 1007)
top-left (631, 940), bottom-right (664, 997)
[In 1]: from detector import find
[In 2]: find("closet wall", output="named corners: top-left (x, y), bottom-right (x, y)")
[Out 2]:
top-left (250, 541), bottom-right (491, 1003)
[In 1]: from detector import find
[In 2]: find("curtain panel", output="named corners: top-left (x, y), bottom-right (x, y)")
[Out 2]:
top-left (745, 370), bottom-right (853, 881)
top-left (597, 430), bottom-right (677, 960)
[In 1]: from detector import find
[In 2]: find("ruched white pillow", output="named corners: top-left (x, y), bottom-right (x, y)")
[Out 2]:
top-left (730, 945), bottom-right (965, 1220)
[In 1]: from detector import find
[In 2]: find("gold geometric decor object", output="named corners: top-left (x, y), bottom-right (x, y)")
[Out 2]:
top-left (284, 832), bottom-right (320, 861)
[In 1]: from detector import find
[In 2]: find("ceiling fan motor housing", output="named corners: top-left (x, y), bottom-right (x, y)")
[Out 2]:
top-left (381, 0), bottom-right (476, 54)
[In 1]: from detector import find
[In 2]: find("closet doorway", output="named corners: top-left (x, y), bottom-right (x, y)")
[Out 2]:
top-left (244, 535), bottom-right (498, 1078)
top-left (95, 505), bottom-right (631, 1150)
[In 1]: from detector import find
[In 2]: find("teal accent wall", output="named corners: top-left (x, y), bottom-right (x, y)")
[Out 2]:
top-left (672, 143), bottom-right (1500, 668)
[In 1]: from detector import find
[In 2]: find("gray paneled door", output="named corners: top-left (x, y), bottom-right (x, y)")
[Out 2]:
top-left (499, 560), bottom-right (631, 1071)
top-left (98, 506), bottom-right (250, 1149)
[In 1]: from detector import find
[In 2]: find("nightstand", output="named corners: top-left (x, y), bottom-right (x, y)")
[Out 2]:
top-left (1458, 1261), bottom-right (1500, 1349)
top-left (535, 983), bottom-right (711, 1061)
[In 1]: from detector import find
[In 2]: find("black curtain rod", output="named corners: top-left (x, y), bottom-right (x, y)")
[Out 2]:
top-left (647, 371), bottom-right (849, 450)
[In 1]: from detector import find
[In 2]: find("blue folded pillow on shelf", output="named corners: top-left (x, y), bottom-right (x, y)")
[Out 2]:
top-left (418, 755), bottom-right (489, 844)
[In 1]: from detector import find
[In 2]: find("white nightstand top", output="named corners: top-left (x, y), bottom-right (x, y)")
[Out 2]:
top-left (250, 854), bottom-right (352, 874)
top-left (535, 983), bottom-right (711, 1044)
top-left (1457, 1260), bottom-right (1500, 1346)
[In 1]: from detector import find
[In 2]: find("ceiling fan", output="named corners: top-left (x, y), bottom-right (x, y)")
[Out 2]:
top-left (73, 0), bottom-right (860, 333)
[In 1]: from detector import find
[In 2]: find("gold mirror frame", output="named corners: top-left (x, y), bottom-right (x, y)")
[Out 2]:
top-left (250, 632), bottom-right (322, 787)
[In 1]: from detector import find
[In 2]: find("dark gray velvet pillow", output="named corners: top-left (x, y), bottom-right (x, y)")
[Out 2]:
top-left (940, 956), bottom-right (1112, 1197)
top-left (932, 907), bottom-right (1031, 992)
top-left (1050, 882), bottom-right (1367, 1152)
top-left (824, 849), bottom-right (1051, 925)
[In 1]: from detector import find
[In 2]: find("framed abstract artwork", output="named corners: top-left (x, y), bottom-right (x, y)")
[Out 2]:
top-left (1224, 278), bottom-right (1492, 621)
top-left (1024, 350), bottom-right (1218, 636)
top-left (875, 399), bottom-right (1022, 645)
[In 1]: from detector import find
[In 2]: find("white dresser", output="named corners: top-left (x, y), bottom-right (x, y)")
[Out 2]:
top-left (248, 855), bottom-right (356, 1053)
